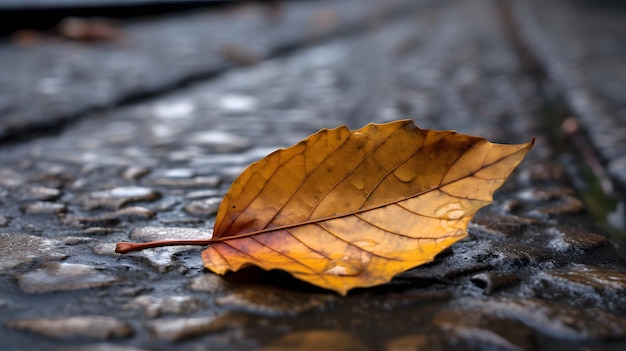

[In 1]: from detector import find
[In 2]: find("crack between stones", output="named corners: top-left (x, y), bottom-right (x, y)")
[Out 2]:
top-left (0, 0), bottom-right (439, 146)
top-left (494, 0), bottom-right (626, 245)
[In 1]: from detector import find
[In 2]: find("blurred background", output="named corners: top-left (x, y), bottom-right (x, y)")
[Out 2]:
top-left (0, 0), bottom-right (623, 228)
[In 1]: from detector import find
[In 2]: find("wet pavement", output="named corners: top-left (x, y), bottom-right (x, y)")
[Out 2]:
top-left (1, 0), bottom-right (626, 350)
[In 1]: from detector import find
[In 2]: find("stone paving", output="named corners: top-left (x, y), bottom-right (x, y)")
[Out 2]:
top-left (1, 0), bottom-right (626, 350)
top-left (514, 0), bottom-right (626, 194)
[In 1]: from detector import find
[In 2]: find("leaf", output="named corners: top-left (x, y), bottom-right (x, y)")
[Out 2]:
top-left (201, 119), bottom-right (533, 295)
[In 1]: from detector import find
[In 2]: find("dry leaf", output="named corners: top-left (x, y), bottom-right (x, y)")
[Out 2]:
top-left (116, 120), bottom-right (533, 295)
top-left (203, 120), bottom-right (533, 295)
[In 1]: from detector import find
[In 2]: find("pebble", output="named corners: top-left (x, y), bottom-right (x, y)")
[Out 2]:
top-left (518, 160), bottom-right (565, 183)
top-left (20, 201), bottom-right (67, 214)
top-left (0, 232), bottom-right (67, 273)
top-left (546, 226), bottom-right (610, 252)
top-left (536, 265), bottom-right (626, 311)
top-left (0, 216), bottom-right (8, 227)
top-left (146, 315), bottom-right (226, 341)
top-left (92, 243), bottom-right (120, 257)
top-left (124, 295), bottom-right (203, 318)
top-left (19, 186), bottom-right (62, 201)
top-left (216, 94), bottom-right (258, 113)
top-left (183, 198), bottom-right (222, 216)
top-left (259, 330), bottom-right (368, 351)
top-left (5, 316), bottom-right (133, 340)
top-left (82, 186), bottom-right (161, 210)
top-left (52, 344), bottom-right (150, 351)
top-left (0, 168), bottom-right (24, 187)
top-left (15, 262), bottom-right (119, 294)
top-left (516, 188), bottom-right (584, 215)
top-left (149, 175), bottom-right (221, 188)
top-left (470, 213), bottom-right (537, 238)
top-left (130, 226), bottom-right (211, 241)
top-left (136, 247), bottom-right (203, 273)
top-left (397, 245), bottom-right (489, 280)
top-left (30, 164), bottom-right (75, 186)
top-left (451, 297), bottom-right (626, 340)
top-left (152, 197), bottom-right (180, 212)
top-left (216, 286), bottom-right (336, 316)
top-left (109, 206), bottom-right (156, 220)
top-left (470, 272), bottom-right (519, 295)
top-left (188, 274), bottom-right (226, 293)
top-left (434, 309), bottom-right (533, 351)
top-left (153, 99), bottom-right (196, 120)
top-left (161, 168), bottom-right (195, 178)
top-left (122, 166), bottom-right (151, 180)
top-left (185, 189), bottom-right (222, 199)
top-left (187, 130), bottom-right (250, 152)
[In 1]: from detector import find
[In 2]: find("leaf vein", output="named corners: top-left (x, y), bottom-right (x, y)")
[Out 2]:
top-left (250, 236), bottom-right (319, 275)
top-left (307, 122), bottom-right (407, 218)
top-left (315, 222), bottom-right (402, 261)
top-left (360, 132), bottom-right (427, 207)
top-left (265, 131), bottom-right (353, 226)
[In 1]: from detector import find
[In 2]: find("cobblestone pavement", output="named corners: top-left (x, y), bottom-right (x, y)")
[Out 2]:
top-left (1, 0), bottom-right (626, 350)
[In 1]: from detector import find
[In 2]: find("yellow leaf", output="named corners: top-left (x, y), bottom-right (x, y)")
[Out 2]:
top-left (202, 120), bottom-right (533, 295)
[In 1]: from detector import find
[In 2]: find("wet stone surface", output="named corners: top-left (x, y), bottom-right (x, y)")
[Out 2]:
top-left (0, 232), bottom-right (67, 272)
top-left (5, 316), bottom-right (133, 340)
top-left (0, 0), bottom-right (625, 350)
top-left (514, 0), bottom-right (626, 191)
top-left (15, 262), bottom-right (120, 294)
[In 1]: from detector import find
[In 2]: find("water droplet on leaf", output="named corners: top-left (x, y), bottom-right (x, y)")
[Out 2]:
top-left (323, 258), bottom-right (363, 276)
top-left (435, 203), bottom-right (466, 220)
top-left (393, 163), bottom-right (417, 183)
top-left (353, 239), bottom-right (379, 249)
top-left (351, 177), bottom-right (365, 190)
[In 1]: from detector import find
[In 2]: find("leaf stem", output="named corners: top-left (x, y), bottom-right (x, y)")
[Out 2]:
top-left (115, 239), bottom-right (213, 253)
